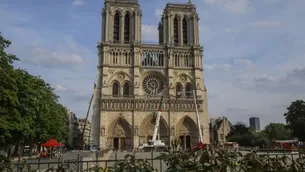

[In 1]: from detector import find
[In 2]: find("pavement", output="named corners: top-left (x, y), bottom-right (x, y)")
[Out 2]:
top-left (10, 150), bottom-right (303, 172)
top-left (12, 151), bottom-right (91, 172)
top-left (104, 151), bottom-right (167, 171)
top-left (103, 150), bottom-right (303, 172)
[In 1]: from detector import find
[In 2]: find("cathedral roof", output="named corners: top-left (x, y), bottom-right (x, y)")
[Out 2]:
top-left (165, 2), bottom-right (196, 9)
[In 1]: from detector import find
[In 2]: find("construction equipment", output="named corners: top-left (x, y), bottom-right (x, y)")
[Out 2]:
top-left (193, 90), bottom-right (203, 143)
top-left (81, 93), bottom-right (94, 150)
top-left (140, 92), bottom-right (168, 152)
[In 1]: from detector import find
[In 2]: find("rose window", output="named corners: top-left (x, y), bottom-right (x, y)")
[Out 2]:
top-left (142, 74), bottom-right (164, 95)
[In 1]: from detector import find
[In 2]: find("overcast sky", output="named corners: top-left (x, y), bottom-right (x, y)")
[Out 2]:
top-left (1, 0), bottom-right (305, 128)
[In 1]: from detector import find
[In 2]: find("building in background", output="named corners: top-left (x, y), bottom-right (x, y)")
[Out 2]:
top-left (78, 118), bottom-right (91, 149)
top-left (66, 108), bottom-right (79, 149)
top-left (249, 117), bottom-right (260, 132)
top-left (210, 117), bottom-right (232, 144)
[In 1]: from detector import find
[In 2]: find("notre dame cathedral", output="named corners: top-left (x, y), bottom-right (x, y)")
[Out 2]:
top-left (91, 0), bottom-right (210, 151)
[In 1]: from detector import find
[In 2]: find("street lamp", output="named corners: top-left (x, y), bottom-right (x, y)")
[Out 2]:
top-left (178, 89), bottom-right (203, 143)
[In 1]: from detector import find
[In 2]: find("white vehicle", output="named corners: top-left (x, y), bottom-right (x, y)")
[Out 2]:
top-left (141, 93), bottom-right (168, 152)
top-left (90, 145), bottom-right (99, 152)
top-left (141, 140), bottom-right (167, 152)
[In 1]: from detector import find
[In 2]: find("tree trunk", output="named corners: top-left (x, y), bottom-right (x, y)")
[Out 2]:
top-left (13, 140), bottom-right (20, 156)
top-left (7, 145), bottom-right (12, 159)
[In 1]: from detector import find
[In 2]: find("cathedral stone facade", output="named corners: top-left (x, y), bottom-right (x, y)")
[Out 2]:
top-left (91, 0), bottom-right (210, 151)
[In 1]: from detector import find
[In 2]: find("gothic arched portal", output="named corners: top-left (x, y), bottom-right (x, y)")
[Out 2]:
top-left (176, 116), bottom-right (198, 149)
top-left (107, 117), bottom-right (133, 151)
top-left (139, 114), bottom-right (170, 145)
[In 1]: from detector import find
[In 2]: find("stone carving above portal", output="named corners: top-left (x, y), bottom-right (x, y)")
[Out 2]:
top-left (196, 83), bottom-right (201, 90)
top-left (170, 127), bottom-right (175, 136)
top-left (116, 73), bottom-right (125, 81)
top-left (179, 75), bottom-right (187, 83)
top-left (134, 81), bottom-right (139, 88)
top-left (108, 70), bottom-right (114, 74)
top-left (103, 80), bottom-right (108, 88)
top-left (100, 127), bottom-right (105, 136)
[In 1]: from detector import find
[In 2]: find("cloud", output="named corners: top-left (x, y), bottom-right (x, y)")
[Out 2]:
top-left (250, 20), bottom-right (281, 27)
top-left (232, 58), bottom-right (254, 66)
top-left (54, 85), bottom-right (69, 92)
top-left (235, 66), bottom-right (305, 95)
top-left (23, 47), bottom-right (84, 70)
top-left (204, 0), bottom-right (251, 14)
top-left (4, 27), bottom-right (91, 71)
top-left (72, 0), bottom-right (85, 7)
top-left (142, 24), bottom-right (158, 43)
top-left (204, 63), bottom-right (231, 70)
top-left (226, 108), bottom-right (248, 113)
top-left (204, 58), bottom-right (253, 71)
top-left (154, 9), bottom-right (163, 18)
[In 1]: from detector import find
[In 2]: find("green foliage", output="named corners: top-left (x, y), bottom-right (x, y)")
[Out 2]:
top-left (0, 33), bottom-right (20, 147)
top-left (227, 123), bottom-right (271, 148)
top-left (284, 100), bottom-right (305, 141)
top-left (154, 139), bottom-right (303, 172)
top-left (0, 154), bottom-right (12, 171)
top-left (228, 122), bottom-right (251, 137)
top-left (264, 123), bottom-right (292, 140)
top-left (0, 33), bottom-right (69, 153)
top-left (109, 154), bottom-right (156, 172)
top-left (6, 141), bottom-right (305, 172)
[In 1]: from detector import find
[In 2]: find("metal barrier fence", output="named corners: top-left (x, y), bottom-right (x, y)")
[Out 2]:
top-left (12, 149), bottom-right (305, 172)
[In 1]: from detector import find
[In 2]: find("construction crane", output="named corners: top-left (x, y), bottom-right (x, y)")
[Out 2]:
top-left (140, 90), bottom-right (168, 152)
top-left (81, 93), bottom-right (94, 150)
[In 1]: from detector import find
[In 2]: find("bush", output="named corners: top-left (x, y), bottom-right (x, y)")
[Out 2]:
top-left (155, 139), bottom-right (303, 172)
top-left (6, 139), bottom-right (305, 172)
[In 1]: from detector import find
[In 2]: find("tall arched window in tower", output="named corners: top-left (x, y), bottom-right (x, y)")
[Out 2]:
top-left (124, 14), bottom-right (130, 43)
top-left (185, 83), bottom-right (192, 97)
top-left (182, 18), bottom-right (188, 45)
top-left (123, 83), bottom-right (130, 96)
top-left (176, 83), bottom-right (182, 98)
top-left (113, 13), bottom-right (120, 43)
top-left (112, 82), bottom-right (120, 96)
top-left (174, 17), bottom-right (178, 44)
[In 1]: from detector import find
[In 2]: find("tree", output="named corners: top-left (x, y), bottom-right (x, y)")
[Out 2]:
top-left (284, 100), bottom-right (305, 141)
top-left (0, 33), bottom-right (69, 156)
top-left (0, 33), bottom-right (21, 152)
top-left (263, 123), bottom-right (292, 140)
top-left (288, 120), bottom-right (305, 141)
top-left (227, 122), bottom-right (253, 146)
top-left (228, 122), bottom-right (250, 137)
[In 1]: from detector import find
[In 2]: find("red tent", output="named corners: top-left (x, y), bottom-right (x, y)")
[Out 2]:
top-left (41, 138), bottom-right (60, 147)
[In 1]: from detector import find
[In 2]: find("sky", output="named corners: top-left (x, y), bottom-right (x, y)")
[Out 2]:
top-left (1, 0), bottom-right (305, 128)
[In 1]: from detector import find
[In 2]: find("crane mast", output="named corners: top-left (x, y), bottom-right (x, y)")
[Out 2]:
top-left (152, 94), bottom-right (164, 142)
top-left (82, 94), bottom-right (94, 150)
top-left (140, 89), bottom-right (168, 152)
top-left (193, 90), bottom-right (203, 143)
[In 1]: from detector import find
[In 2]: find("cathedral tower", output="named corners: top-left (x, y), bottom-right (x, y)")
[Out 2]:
top-left (91, 0), bottom-right (209, 150)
